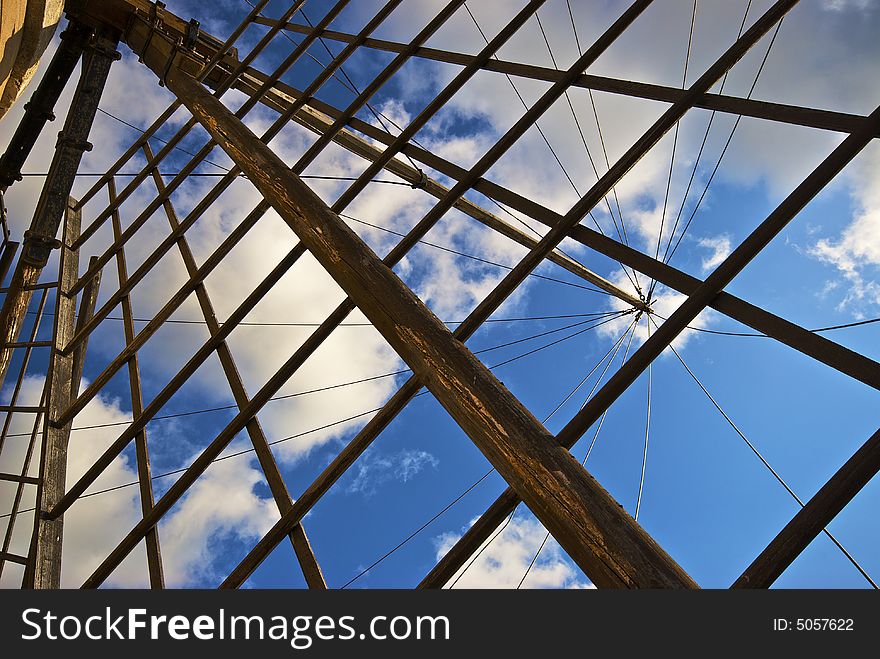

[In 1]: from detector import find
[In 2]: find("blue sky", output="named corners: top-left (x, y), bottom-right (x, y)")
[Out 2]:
top-left (1, 0), bottom-right (879, 589)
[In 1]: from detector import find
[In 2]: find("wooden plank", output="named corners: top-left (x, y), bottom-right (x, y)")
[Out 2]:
top-left (733, 427), bottom-right (880, 588)
top-left (152, 64), bottom-right (697, 589)
top-left (142, 146), bottom-right (326, 589)
top-left (28, 200), bottom-right (80, 589)
top-left (69, 255), bottom-right (101, 397)
top-left (109, 177), bottom-right (165, 588)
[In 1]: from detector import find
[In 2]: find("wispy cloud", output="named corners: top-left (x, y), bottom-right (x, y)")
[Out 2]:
top-left (433, 514), bottom-right (592, 589)
top-left (345, 448), bottom-right (439, 497)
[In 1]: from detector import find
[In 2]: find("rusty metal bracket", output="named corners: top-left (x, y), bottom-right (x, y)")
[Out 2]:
top-left (159, 36), bottom-right (184, 87)
top-left (137, 1), bottom-right (167, 63)
top-left (56, 132), bottom-right (93, 153)
top-left (185, 18), bottom-right (200, 50)
top-left (21, 231), bottom-right (63, 267)
top-left (410, 168), bottom-right (428, 190)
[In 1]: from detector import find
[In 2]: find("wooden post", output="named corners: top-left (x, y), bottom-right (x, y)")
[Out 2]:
top-left (26, 201), bottom-right (80, 589)
top-left (151, 63), bottom-right (696, 589)
top-left (733, 427), bottom-right (880, 588)
top-left (0, 30), bottom-right (117, 392)
top-left (140, 151), bottom-right (326, 589)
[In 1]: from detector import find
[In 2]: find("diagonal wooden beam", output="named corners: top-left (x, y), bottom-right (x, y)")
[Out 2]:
top-left (250, 17), bottom-right (879, 139)
top-left (732, 427), bottom-right (880, 588)
top-left (115, 1), bottom-right (697, 585)
top-left (142, 145), bottom-right (326, 589)
top-left (226, 68), bottom-right (648, 311)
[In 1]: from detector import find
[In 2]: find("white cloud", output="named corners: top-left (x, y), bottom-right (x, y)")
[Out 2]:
top-left (434, 514), bottom-right (592, 589)
top-left (0, 377), bottom-right (278, 588)
top-left (345, 448), bottom-right (439, 496)
top-left (697, 234), bottom-right (732, 273)
top-left (809, 144), bottom-right (880, 314)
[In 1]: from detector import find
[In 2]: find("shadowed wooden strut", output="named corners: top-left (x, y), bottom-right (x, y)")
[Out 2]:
top-left (141, 55), bottom-right (697, 587)
top-left (140, 146), bottom-right (326, 589)
top-left (733, 426), bottom-right (880, 588)
top-left (26, 202), bottom-right (80, 589)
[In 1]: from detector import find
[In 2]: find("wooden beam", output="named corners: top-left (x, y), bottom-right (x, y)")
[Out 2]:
top-left (150, 63), bottom-right (697, 589)
top-left (252, 17), bottom-right (880, 139)
top-left (108, 177), bottom-right (165, 588)
top-left (141, 145), bottom-right (327, 590)
top-left (27, 201), bottom-right (80, 589)
top-left (733, 427), bottom-right (880, 588)
top-left (69, 256), bottom-right (100, 397)
top-left (228, 68), bottom-right (647, 311)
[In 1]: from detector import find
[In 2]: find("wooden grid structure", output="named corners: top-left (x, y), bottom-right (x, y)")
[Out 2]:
top-left (0, 0), bottom-right (878, 589)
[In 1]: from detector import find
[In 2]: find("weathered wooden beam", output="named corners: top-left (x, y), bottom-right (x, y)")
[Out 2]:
top-left (229, 69), bottom-right (648, 311)
top-left (0, 473), bottom-right (40, 485)
top-left (252, 17), bottom-right (880, 139)
top-left (0, 22), bottom-right (91, 190)
top-left (27, 201), bottom-right (80, 589)
top-left (0, 31), bottom-right (117, 393)
top-left (0, 240), bottom-right (18, 283)
top-left (108, 177), bottom-right (165, 588)
top-left (69, 256), bottom-right (100, 397)
top-left (153, 64), bottom-right (696, 589)
top-left (142, 146), bottom-right (326, 589)
top-left (733, 427), bottom-right (880, 589)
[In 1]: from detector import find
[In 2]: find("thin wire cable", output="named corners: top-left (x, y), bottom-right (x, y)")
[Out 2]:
top-left (541, 316), bottom-right (636, 424)
top-left (665, 16), bottom-right (784, 265)
top-left (24, 309), bottom-right (622, 329)
top-left (296, 6), bottom-right (427, 174)
top-left (634, 317), bottom-right (652, 521)
top-left (0, 307), bottom-right (628, 520)
top-left (341, 213), bottom-right (610, 294)
top-left (516, 316), bottom-right (638, 588)
top-left (463, 2), bottom-right (642, 295)
top-left (535, 11), bottom-right (625, 246)
top-left (658, 0), bottom-right (752, 265)
top-left (338, 311), bottom-right (635, 587)
top-left (96, 107), bottom-right (232, 173)
top-left (566, 0), bottom-right (632, 251)
top-left (2, 311), bottom-right (627, 441)
top-left (338, 469), bottom-right (495, 589)
top-left (649, 315), bottom-right (878, 589)
top-left (647, 0), bottom-right (698, 302)
top-left (534, 8), bottom-right (643, 293)
top-left (247, 0), bottom-right (612, 299)
top-left (248, 0), bottom-right (426, 174)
